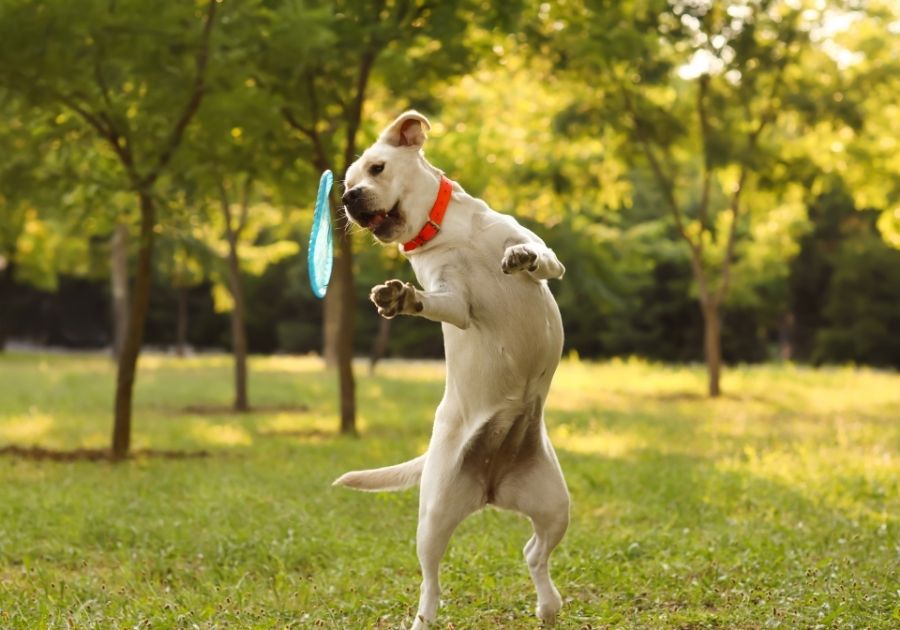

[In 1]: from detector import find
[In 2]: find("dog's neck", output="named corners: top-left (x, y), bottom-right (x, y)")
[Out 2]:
top-left (402, 175), bottom-right (453, 252)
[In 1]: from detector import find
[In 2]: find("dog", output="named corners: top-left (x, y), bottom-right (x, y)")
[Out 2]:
top-left (334, 111), bottom-right (569, 629)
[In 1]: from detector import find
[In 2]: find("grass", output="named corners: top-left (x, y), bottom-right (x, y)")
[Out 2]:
top-left (0, 352), bottom-right (898, 629)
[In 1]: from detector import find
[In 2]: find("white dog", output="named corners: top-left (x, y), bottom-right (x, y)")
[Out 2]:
top-left (334, 111), bottom-right (569, 628)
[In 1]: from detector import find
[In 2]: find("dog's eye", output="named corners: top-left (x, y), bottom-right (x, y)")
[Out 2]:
top-left (369, 163), bottom-right (385, 176)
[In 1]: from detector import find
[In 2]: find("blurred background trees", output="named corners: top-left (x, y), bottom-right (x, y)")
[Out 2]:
top-left (1, 0), bottom-right (898, 453)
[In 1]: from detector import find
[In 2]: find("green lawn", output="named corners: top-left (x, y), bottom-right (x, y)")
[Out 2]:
top-left (0, 353), bottom-right (898, 629)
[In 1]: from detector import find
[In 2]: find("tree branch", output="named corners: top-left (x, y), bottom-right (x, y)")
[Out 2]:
top-left (55, 92), bottom-right (107, 136)
top-left (56, 90), bottom-right (138, 182)
top-left (715, 165), bottom-right (747, 303)
top-left (144, 0), bottom-right (217, 187)
top-left (622, 87), bottom-right (711, 303)
top-left (696, 74), bottom-right (712, 239)
top-left (217, 177), bottom-right (235, 242)
top-left (305, 70), bottom-right (322, 130)
top-left (715, 46), bottom-right (791, 304)
top-left (236, 174), bottom-right (252, 237)
top-left (92, 32), bottom-right (136, 161)
top-left (281, 106), bottom-right (331, 172)
top-left (341, 48), bottom-right (377, 175)
top-left (337, 0), bottom-right (389, 174)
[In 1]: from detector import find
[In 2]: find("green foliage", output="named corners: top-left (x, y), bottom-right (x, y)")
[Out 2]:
top-left (789, 187), bottom-right (900, 367)
top-left (0, 0), bottom-right (223, 294)
top-left (537, 0), bottom-right (861, 309)
top-left (798, 1), bottom-right (900, 243)
top-left (813, 227), bottom-right (900, 368)
top-left (257, 0), bottom-right (513, 173)
top-left (815, 232), bottom-right (900, 366)
top-left (0, 354), bottom-right (897, 627)
top-left (0, 0), bottom-right (214, 180)
top-left (1, 0), bottom-right (899, 369)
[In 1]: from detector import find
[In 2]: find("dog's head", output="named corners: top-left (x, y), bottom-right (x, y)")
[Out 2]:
top-left (343, 110), bottom-right (440, 244)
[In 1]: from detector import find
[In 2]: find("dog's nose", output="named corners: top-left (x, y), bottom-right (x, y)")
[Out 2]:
top-left (342, 187), bottom-right (361, 206)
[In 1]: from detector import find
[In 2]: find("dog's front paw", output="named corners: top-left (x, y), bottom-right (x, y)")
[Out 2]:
top-left (370, 279), bottom-right (422, 319)
top-left (501, 244), bottom-right (539, 274)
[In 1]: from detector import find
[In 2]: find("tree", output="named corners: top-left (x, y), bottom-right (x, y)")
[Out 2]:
top-left (541, 0), bottom-right (853, 395)
top-left (172, 41), bottom-right (303, 411)
top-left (255, 0), bottom-right (515, 433)
top-left (0, 98), bottom-right (39, 350)
top-left (204, 179), bottom-right (300, 410)
top-left (788, 187), bottom-right (900, 366)
top-left (0, 0), bottom-right (219, 457)
top-left (109, 222), bottom-right (129, 359)
top-left (0, 95), bottom-right (113, 350)
top-left (797, 1), bottom-right (900, 249)
top-left (218, 176), bottom-right (252, 410)
top-left (815, 226), bottom-right (900, 367)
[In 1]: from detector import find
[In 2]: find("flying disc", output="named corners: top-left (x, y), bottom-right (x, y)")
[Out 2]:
top-left (308, 169), bottom-right (334, 299)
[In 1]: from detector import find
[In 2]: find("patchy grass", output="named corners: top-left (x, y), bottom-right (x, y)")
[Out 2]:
top-left (0, 353), bottom-right (897, 628)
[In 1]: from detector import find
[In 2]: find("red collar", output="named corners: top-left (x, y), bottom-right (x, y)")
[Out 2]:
top-left (403, 175), bottom-right (452, 252)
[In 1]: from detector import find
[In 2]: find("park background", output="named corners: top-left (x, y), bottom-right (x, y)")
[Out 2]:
top-left (0, 0), bottom-right (898, 628)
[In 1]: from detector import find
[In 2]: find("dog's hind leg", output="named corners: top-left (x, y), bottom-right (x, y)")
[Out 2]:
top-left (494, 444), bottom-right (570, 624)
top-left (411, 461), bottom-right (483, 630)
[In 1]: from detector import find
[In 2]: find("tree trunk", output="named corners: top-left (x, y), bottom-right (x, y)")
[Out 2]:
top-left (226, 237), bottom-right (249, 412)
top-left (369, 316), bottom-right (391, 375)
top-left (111, 192), bottom-right (156, 459)
top-left (322, 288), bottom-right (339, 367)
top-left (110, 223), bottom-right (130, 361)
top-left (778, 312), bottom-right (794, 361)
top-left (175, 286), bottom-right (188, 357)
top-left (334, 208), bottom-right (356, 435)
top-left (329, 49), bottom-right (377, 435)
top-left (0, 259), bottom-right (14, 352)
top-left (702, 301), bottom-right (722, 398)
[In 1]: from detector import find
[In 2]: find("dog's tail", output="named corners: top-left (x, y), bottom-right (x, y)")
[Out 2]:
top-left (332, 453), bottom-right (426, 492)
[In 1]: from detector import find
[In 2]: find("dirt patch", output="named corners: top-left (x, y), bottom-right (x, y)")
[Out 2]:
top-left (643, 390), bottom-right (776, 404)
top-left (0, 445), bottom-right (211, 462)
top-left (644, 391), bottom-right (708, 402)
top-left (181, 403), bottom-right (310, 415)
top-left (255, 428), bottom-right (333, 440)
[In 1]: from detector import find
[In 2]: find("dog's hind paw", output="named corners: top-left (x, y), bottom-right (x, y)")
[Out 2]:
top-left (537, 603), bottom-right (560, 626)
top-left (501, 244), bottom-right (539, 274)
top-left (370, 279), bottom-right (422, 318)
top-left (536, 586), bottom-right (562, 625)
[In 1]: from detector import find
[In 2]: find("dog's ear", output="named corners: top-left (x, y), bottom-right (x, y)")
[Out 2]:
top-left (380, 110), bottom-right (431, 148)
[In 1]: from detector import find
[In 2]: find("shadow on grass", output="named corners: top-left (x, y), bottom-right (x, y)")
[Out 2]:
top-left (594, 383), bottom-right (822, 416)
top-left (0, 445), bottom-right (212, 462)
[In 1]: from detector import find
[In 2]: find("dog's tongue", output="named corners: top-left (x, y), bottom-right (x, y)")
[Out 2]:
top-left (370, 213), bottom-right (385, 229)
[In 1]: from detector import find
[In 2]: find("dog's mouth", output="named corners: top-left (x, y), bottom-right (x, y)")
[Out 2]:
top-left (353, 201), bottom-right (402, 238)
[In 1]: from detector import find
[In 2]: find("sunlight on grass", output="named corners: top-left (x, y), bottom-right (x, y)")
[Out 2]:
top-left (551, 424), bottom-right (647, 457)
top-left (80, 432), bottom-right (110, 449)
top-left (189, 420), bottom-right (253, 447)
top-left (369, 359), bottom-right (446, 382)
top-left (255, 354), bottom-right (325, 374)
top-left (257, 411), bottom-right (336, 442)
top-left (138, 354), bottom-right (236, 371)
top-left (0, 410), bottom-right (53, 442)
top-left (0, 352), bottom-right (897, 628)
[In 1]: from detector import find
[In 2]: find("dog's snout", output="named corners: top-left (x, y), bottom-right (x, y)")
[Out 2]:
top-left (342, 187), bottom-right (362, 206)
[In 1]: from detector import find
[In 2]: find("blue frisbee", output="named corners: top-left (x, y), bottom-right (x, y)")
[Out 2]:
top-left (308, 170), bottom-right (334, 299)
